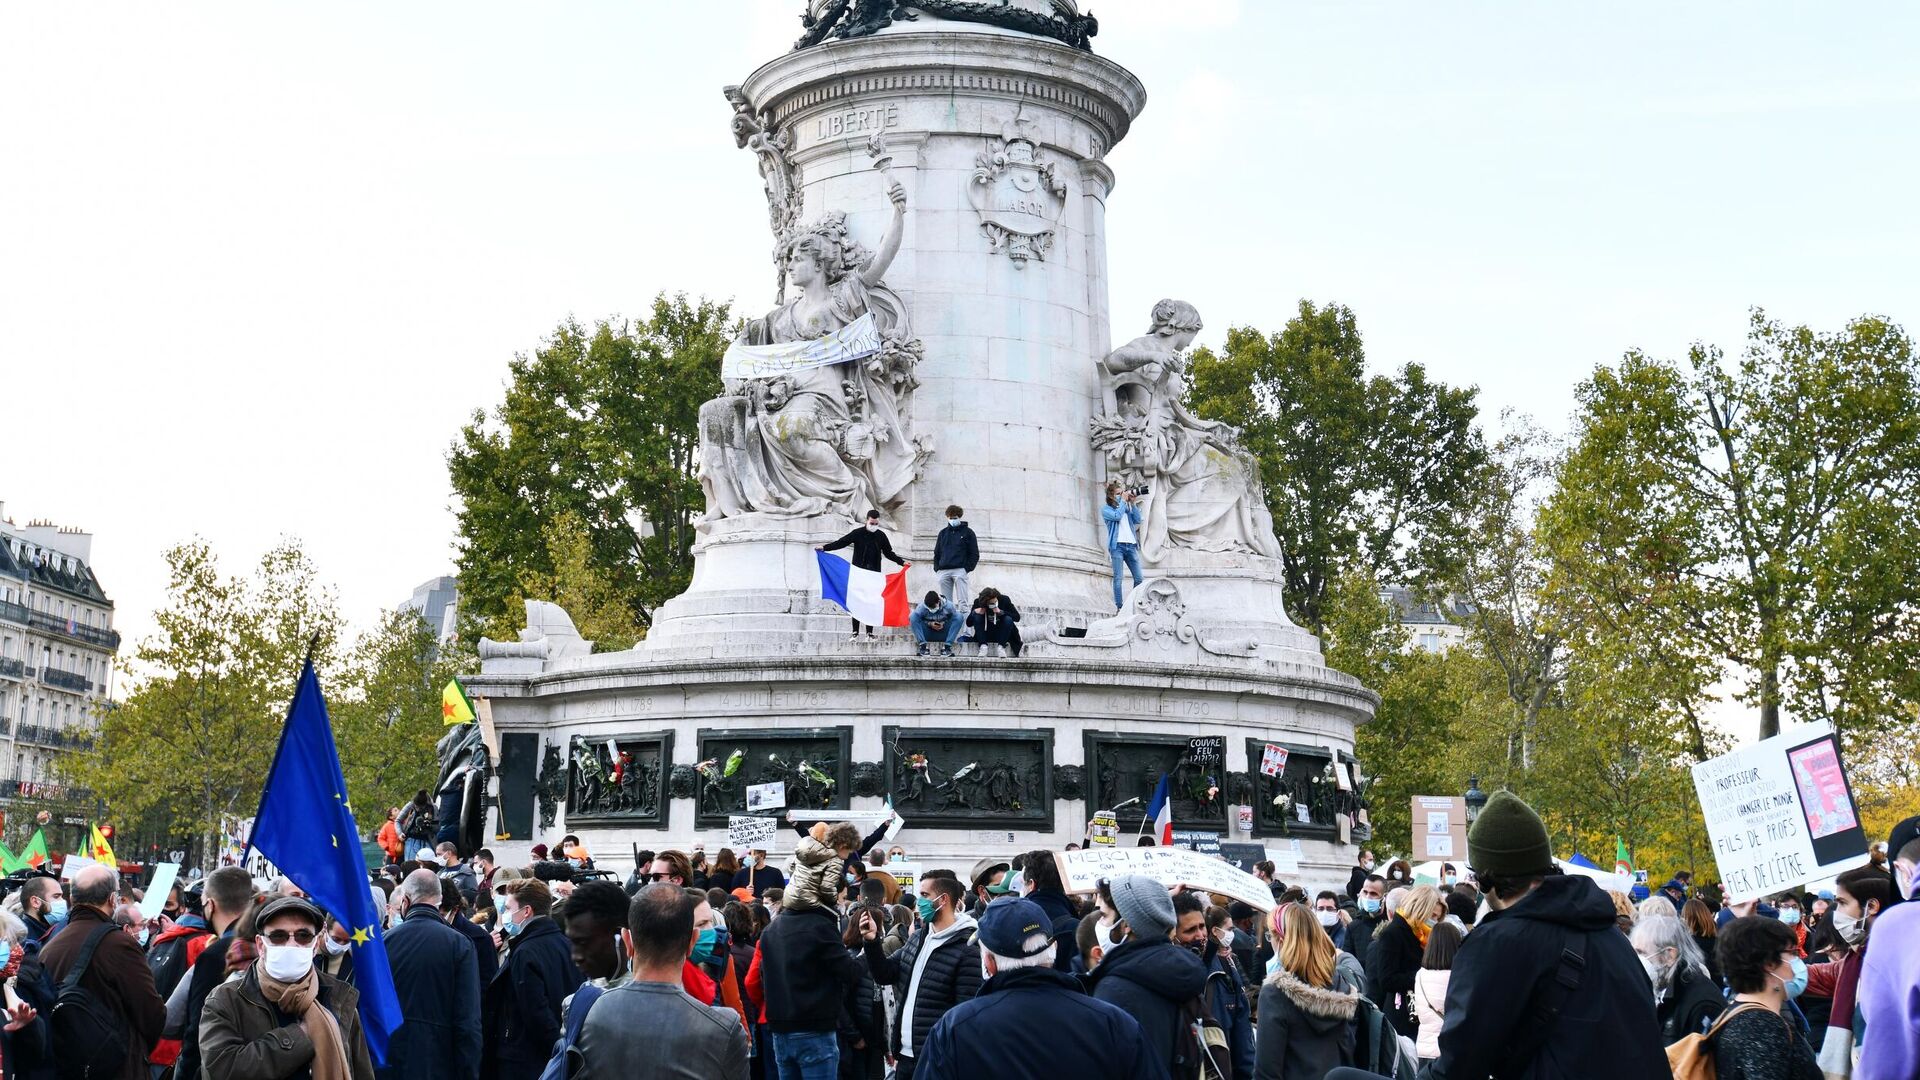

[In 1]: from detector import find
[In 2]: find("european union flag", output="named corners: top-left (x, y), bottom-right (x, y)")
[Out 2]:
top-left (249, 660), bottom-right (404, 1065)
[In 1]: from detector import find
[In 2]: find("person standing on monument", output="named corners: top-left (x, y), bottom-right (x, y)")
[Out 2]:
top-left (1101, 482), bottom-right (1144, 610)
top-left (931, 505), bottom-right (978, 609)
top-left (819, 510), bottom-right (908, 640)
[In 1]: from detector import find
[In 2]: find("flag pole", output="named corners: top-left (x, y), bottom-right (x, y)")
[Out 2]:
top-left (1135, 774), bottom-right (1159, 842)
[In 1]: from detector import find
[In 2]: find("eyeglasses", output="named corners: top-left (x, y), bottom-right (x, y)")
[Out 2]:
top-left (646, 873), bottom-right (679, 883)
top-left (262, 929), bottom-right (318, 946)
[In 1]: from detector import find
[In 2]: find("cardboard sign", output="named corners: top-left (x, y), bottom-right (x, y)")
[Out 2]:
top-left (1172, 829), bottom-right (1222, 856)
top-left (1053, 846), bottom-right (1275, 912)
top-left (728, 815), bottom-right (778, 850)
top-left (1692, 720), bottom-right (1869, 903)
top-left (1090, 810), bottom-right (1120, 847)
top-left (1259, 744), bottom-right (1288, 777)
top-left (746, 782), bottom-right (786, 812)
top-left (1184, 737), bottom-right (1225, 768)
top-left (1333, 762), bottom-right (1352, 792)
top-left (1413, 796), bottom-right (1468, 862)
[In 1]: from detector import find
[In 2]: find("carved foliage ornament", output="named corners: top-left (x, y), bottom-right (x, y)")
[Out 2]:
top-left (795, 1), bottom-right (1099, 52)
top-left (969, 117), bottom-right (1068, 268)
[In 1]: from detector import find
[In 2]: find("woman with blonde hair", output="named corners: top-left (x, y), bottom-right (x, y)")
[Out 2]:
top-left (1366, 884), bottom-right (1442, 1039)
top-left (1255, 903), bottom-right (1362, 1080)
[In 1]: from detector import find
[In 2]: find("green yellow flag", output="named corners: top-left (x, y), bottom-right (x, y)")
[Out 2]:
top-left (88, 824), bottom-right (117, 869)
top-left (4, 830), bottom-right (49, 873)
top-left (441, 678), bottom-right (475, 726)
top-left (1614, 835), bottom-right (1633, 876)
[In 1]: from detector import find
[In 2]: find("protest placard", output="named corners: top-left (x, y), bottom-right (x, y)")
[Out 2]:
top-left (1693, 720), bottom-right (1869, 903)
top-left (888, 861), bottom-right (921, 888)
top-left (1259, 744), bottom-right (1288, 777)
top-left (140, 864), bottom-right (182, 921)
top-left (1412, 796), bottom-right (1467, 861)
top-left (728, 815), bottom-right (778, 850)
top-left (1090, 810), bottom-right (1120, 847)
top-left (1053, 846), bottom-right (1276, 912)
top-left (1172, 829), bottom-right (1222, 856)
top-left (1184, 736), bottom-right (1225, 768)
top-left (746, 782), bottom-right (786, 812)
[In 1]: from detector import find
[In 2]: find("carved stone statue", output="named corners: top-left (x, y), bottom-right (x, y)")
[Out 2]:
top-left (722, 85), bottom-right (803, 296)
top-left (698, 142), bottom-right (932, 527)
top-left (795, 1), bottom-right (1099, 52)
top-left (1090, 300), bottom-right (1283, 561)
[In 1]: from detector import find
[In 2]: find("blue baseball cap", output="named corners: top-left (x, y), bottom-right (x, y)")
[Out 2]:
top-left (975, 897), bottom-right (1054, 958)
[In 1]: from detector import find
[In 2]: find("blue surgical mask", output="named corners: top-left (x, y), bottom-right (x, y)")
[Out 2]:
top-left (690, 928), bottom-right (719, 964)
top-left (1779, 908), bottom-right (1801, 926)
top-left (48, 899), bottom-right (68, 924)
top-left (137, 928), bottom-right (151, 947)
top-left (0, 941), bottom-right (12, 969)
top-left (917, 897), bottom-right (938, 923)
top-left (1360, 898), bottom-right (1381, 915)
top-left (1785, 955), bottom-right (1807, 999)
top-left (500, 915), bottom-right (520, 938)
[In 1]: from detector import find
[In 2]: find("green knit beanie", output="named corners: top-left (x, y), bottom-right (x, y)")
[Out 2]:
top-left (1466, 790), bottom-right (1555, 877)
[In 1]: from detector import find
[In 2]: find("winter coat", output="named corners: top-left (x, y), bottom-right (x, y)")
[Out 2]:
top-left (1024, 888), bottom-right (1081, 973)
top-left (199, 966), bottom-right (377, 1080)
top-left (377, 821), bottom-right (404, 864)
top-left (864, 916), bottom-right (981, 1058)
top-left (1364, 913), bottom-right (1423, 1037)
top-left (1341, 908), bottom-right (1382, 976)
top-left (1655, 962), bottom-right (1725, 1045)
top-left (380, 905), bottom-right (481, 1080)
top-left (39, 906), bottom-right (167, 1080)
top-left (1412, 968), bottom-right (1449, 1059)
top-left (730, 864), bottom-right (787, 898)
top-left (449, 911), bottom-right (499, 986)
top-left (758, 905), bottom-right (863, 1034)
top-left (963, 598), bottom-right (1021, 648)
top-left (836, 946), bottom-right (883, 1077)
top-left (914, 966), bottom-right (1168, 1080)
top-left (821, 527), bottom-right (906, 572)
top-left (1254, 967), bottom-right (1360, 1080)
top-left (931, 521), bottom-right (979, 572)
top-left (1202, 950), bottom-right (1256, 1080)
top-left (1346, 865), bottom-right (1369, 900)
top-left (1421, 873), bottom-right (1668, 1079)
top-left (1086, 938), bottom-right (1208, 1077)
top-left (481, 917), bottom-right (582, 1080)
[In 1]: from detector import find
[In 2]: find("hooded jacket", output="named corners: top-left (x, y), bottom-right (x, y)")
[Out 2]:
top-left (1255, 968), bottom-right (1360, 1080)
top-left (864, 913), bottom-right (980, 1057)
top-left (1024, 888), bottom-right (1081, 972)
top-left (1420, 873), bottom-right (1667, 1079)
top-left (931, 520), bottom-right (978, 572)
top-left (1087, 938), bottom-right (1208, 1076)
top-left (914, 966), bottom-right (1168, 1080)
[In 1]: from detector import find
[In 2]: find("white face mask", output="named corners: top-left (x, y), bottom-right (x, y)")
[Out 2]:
top-left (1096, 919), bottom-right (1126, 948)
top-left (323, 936), bottom-right (351, 956)
top-left (1832, 906), bottom-right (1867, 946)
top-left (261, 942), bottom-right (315, 981)
top-left (865, 523), bottom-right (879, 532)
top-left (1316, 909), bottom-right (1339, 928)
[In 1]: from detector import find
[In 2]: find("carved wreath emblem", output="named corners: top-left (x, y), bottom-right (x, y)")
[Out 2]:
top-left (968, 117), bottom-right (1068, 267)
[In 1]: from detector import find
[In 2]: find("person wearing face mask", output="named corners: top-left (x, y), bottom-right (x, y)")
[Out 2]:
top-left (1855, 815), bottom-right (1920, 1080)
top-left (1346, 850), bottom-right (1376, 901)
top-left (836, 904), bottom-right (885, 1080)
top-left (36, 865), bottom-right (165, 1080)
top-left (819, 510), bottom-right (909, 641)
top-left (482, 879), bottom-right (583, 1080)
top-left (1171, 892), bottom-right (1253, 1080)
top-left (431, 844), bottom-right (478, 908)
top-left (857, 875), bottom-right (979, 1080)
top-left (677, 893), bottom-right (749, 1047)
top-left (1708, 915), bottom-right (1822, 1080)
top-left (1365, 884), bottom-right (1441, 1039)
top-left (1011, 852), bottom-right (1080, 973)
top-left (379, 870), bottom-right (481, 1080)
top-left (1338, 874), bottom-right (1387, 978)
top-left (930, 504), bottom-right (979, 610)
top-left (1630, 912), bottom-right (1724, 1046)
top-left (1772, 892), bottom-right (1808, 957)
top-left (198, 896), bottom-right (375, 1080)
top-left (1311, 891), bottom-right (1350, 950)
top-left (314, 917), bottom-right (357, 985)
top-left (174, 867), bottom-right (260, 1080)
top-left (17, 875), bottom-right (63, 944)
top-left (962, 588), bottom-right (1023, 658)
top-left (1085, 877), bottom-right (1206, 1078)
top-left (1799, 864), bottom-right (1891, 1077)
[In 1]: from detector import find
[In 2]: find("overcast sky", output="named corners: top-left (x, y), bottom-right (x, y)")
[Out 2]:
top-left (3, 1), bottom-right (1916, 668)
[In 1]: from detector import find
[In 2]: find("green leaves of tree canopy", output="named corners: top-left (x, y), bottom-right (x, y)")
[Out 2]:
top-left (1184, 300), bottom-right (1487, 633)
top-left (448, 294), bottom-right (730, 645)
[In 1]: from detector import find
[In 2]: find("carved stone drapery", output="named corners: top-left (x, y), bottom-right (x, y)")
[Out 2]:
top-left (1244, 739), bottom-right (1360, 840)
top-left (535, 744), bottom-right (567, 831)
top-left (1052, 764), bottom-right (1087, 801)
top-left (851, 761), bottom-right (887, 799)
top-left (885, 727), bottom-right (1054, 829)
top-left (1084, 732), bottom-right (1229, 833)
top-left (567, 732), bottom-right (673, 827)
top-left (695, 728), bottom-right (853, 827)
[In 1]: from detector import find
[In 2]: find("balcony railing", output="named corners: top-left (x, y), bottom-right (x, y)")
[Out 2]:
top-left (11, 724), bottom-right (94, 750)
top-left (25, 611), bottom-right (120, 651)
top-left (0, 657), bottom-right (21, 680)
top-left (0, 601), bottom-right (26, 626)
top-left (39, 668), bottom-right (89, 693)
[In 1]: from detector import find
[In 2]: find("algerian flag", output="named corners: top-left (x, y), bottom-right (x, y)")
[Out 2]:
top-left (442, 678), bottom-right (476, 726)
top-left (1614, 835), bottom-right (1633, 876)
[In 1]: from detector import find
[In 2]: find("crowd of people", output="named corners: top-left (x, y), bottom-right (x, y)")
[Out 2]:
top-left (0, 800), bottom-right (1909, 1080)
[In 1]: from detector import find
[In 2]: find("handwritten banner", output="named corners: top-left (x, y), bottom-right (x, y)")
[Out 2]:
top-left (1692, 720), bottom-right (1869, 903)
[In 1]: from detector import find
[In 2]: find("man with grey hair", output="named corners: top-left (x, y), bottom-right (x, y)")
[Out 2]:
top-left (1630, 911), bottom-right (1724, 1044)
top-left (383, 868), bottom-right (482, 1080)
top-left (40, 864), bottom-right (166, 1080)
top-left (913, 898), bottom-right (1161, 1080)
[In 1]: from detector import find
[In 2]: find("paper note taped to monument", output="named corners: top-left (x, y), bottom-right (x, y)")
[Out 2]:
top-left (722, 312), bottom-right (882, 379)
top-left (1259, 744), bottom-right (1288, 777)
top-left (746, 782), bottom-right (786, 812)
top-left (1053, 846), bottom-right (1276, 912)
top-left (729, 816), bottom-right (778, 850)
top-left (1693, 720), bottom-right (1869, 903)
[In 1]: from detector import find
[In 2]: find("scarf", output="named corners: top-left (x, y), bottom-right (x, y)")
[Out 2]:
top-left (1816, 945), bottom-right (1865, 1079)
top-left (257, 963), bottom-right (349, 1080)
top-left (1402, 911), bottom-right (1431, 951)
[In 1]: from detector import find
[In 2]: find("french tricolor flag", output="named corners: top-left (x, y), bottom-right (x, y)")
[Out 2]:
top-left (1147, 772), bottom-right (1174, 846)
top-left (817, 550), bottom-right (911, 627)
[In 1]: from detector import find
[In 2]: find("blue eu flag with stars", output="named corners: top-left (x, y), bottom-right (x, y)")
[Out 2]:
top-left (248, 659), bottom-right (404, 1065)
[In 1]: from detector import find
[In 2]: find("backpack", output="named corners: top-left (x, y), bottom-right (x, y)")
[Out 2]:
top-left (1348, 994), bottom-right (1417, 1080)
top-left (1173, 990), bottom-right (1231, 1080)
top-left (1667, 1002), bottom-right (1779, 1080)
top-left (546, 983), bottom-right (605, 1080)
top-left (50, 923), bottom-right (131, 1080)
top-left (147, 928), bottom-right (213, 1001)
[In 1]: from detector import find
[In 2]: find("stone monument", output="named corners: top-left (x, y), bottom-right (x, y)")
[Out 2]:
top-left (464, 0), bottom-right (1379, 886)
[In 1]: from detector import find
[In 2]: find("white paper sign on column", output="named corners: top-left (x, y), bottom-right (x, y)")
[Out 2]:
top-left (1691, 720), bottom-right (1869, 903)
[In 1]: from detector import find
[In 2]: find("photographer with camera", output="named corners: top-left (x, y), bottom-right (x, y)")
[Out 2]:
top-left (1101, 481), bottom-right (1145, 611)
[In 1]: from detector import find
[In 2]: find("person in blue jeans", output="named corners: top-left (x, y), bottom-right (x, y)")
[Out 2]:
top-left (1101, 481), bottom-right (1145, 609)
top-left (909, 591), bottom-right (965, 657)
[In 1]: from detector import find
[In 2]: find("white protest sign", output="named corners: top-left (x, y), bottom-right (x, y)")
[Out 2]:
top-left (883, 804), bottom-right (906, 844)
top-left (1692, 720), bottom-right (1870, 903)
top-left (1054, 846), bottom-right (1276, 912)
top-left (140, 864), bottom-right (182, 921)
top-left (59, 854), bottom-right (99, 881)
top-left (888, 861), bottom-right (921, 889)
top-left (1090, 810), bottom-right (1120, 846)
top-left (747, 782), bottom-right (787, 812)
top-left (728, 816), bottom-right (778, 851)
top-left (1259, 744), bottom-right (1288, 778)
top-left (721, 312), bottom-right (881, 379)
top-left (786, 809), bottom-right (894, 823)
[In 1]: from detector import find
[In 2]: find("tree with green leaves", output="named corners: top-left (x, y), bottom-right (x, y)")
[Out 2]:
top-left (1184, 300), bottom-right (1487, 633)
top-left (330, 609), bottom-right (474, 824)
top-left (449, 294), bottom-right (731, 645)
top-left (1540, 310), bottom-right (1920, 742)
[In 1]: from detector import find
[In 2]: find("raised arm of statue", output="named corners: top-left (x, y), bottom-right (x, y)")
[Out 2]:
top-left (859, 180), bottom-right (909, 287)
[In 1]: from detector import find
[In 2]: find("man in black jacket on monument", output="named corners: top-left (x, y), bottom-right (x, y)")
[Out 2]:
top-left (931, 505), bottom-right (979, 608)
top-left (819, 509), bottom-right (909, 640)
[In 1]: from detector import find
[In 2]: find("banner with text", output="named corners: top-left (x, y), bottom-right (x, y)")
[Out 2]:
top-left (728, 816), bottom-right (779, 851)
top-left (1053, 846), bottom-right (1276, 912)
top-left (1692, 720), bottom-right (1869, 903)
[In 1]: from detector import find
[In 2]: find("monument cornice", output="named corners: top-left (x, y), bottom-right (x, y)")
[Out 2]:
top-left (739, 30), bottom-right (1149, 157)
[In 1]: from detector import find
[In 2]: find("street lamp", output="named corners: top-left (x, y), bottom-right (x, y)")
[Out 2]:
top-left (1464, 775), bottom-right (1487, 826)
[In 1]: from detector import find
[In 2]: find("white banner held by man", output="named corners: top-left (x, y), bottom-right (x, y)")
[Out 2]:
top-left (1693, 720), bottom-right (1870, 903)
top-left (1053, 846), bottom-right (1276, 912)
top-left (722, 312), bottom-right (882, 380)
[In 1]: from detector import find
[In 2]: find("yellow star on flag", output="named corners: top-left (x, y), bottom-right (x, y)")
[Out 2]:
top-left (352, 926), bottom-right (371, 946)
